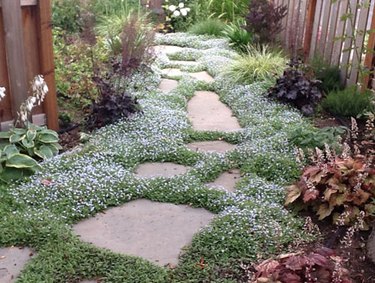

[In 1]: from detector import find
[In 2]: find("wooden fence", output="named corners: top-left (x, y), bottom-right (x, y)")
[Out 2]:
top-left (274, 0), bottom-right (375, 88)
top-left (0, 0), bottom-right (58, 131)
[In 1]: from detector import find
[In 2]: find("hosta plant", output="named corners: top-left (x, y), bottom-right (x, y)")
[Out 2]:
top-left (285, 149), bottom-right (375, 227)
top-left (268, 59), bottom-right (323, 116)
top-left (252, 247), bottom-right (352, 283)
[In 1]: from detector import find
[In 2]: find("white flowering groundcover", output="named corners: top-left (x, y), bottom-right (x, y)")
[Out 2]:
top-left (0, 33), bottom-right (316, 282)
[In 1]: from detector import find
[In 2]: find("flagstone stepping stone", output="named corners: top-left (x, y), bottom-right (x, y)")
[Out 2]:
top-left (158, 79), bottom-right (178, 93)
top-left (161, 68), bottom-right (183, 77)
top-left (170, 60), bottom-right (199, 66)
top-left (0, 247), bottom-right (34, 283)
top-left (135, 162), bottom-right (190, 178)
top-left (206, 169), bottom-right (241, 192)
top-left (73, 199), bottom-right (215, 266)
top-left (189, 71), bottom-right (214, 83)
top-left (153, 45), bottom-right (184, 55)
top-left (188, 91), bottom-right (241, 132)
top-left (187, 141), bottom-right (236, 153)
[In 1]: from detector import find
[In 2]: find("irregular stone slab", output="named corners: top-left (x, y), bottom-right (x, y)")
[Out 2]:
top-left (189, 71), bottom-right (214, 83)
top-left (207, 169), bottom-right (241, 192)
top-left (161, 68), bottom-right (183, 77)
top-left (159, 79), bottom-right (178, 93)
top-left (0, 247), bottom-right (34, 283)
top-left (187, 141), bottom-right (236, 153)
top-left (153, 45), bottom-right (184, 55)
top-left (135, 162), bottom-right (190, 178)
top-left (73, 199), bottom-right (215, 266)
top-left (188, 91), bottom-right (241, 132)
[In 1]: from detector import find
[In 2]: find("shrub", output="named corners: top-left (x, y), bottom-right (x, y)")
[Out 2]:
top-left (162, 0), bottom-right (192, 31)
top-left (188, 19), bottom-right (226, 36)
top-left (245, 0), bottom-right (287, 44)
top-left (222, 20), bottom-right (253, 52)
top-left (322, 86), bottom-right (375, 118)
top-left (223, 45), bottom-right (286, 85)
top-left (89, 0), bottom-right (142, 18)
top-left (86, 71), bottom-right (141, 131)
top-left (252, 247), bottom-right (353, 283)
top-left (285, 148), bottom-right (375, 227)
top-left (202, 0), bottom-right (249, 22)
top-left (268, 59), bottom-right (323, 116)
top-left (52, 0), bottom-right (83, 33)
top-left (309, 55), bottom-right (342, 93)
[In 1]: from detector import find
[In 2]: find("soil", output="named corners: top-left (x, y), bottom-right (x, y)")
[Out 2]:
top-left (58, 125), bottom-right (82, 152)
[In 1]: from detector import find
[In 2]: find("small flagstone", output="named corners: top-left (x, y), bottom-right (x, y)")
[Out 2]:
top-left (187, 141), bottom-right (236, 153)
top-left (188, 91), bottom-right (241, 132)
top-left (153, 45), bottom-right (184, 55)
top-left (158, 79), bottom-right (178, 93)
top-left (170, 60), bottom-right (199, 66)
top-left (206, 169), bottom-right (241, 192)
top-left (73, 199), bottom-right (215, 266)
top-left (161, 68), bottom-right (183, 78)
top-left (0, 247), bottom-right (34, 283)
top-left (135, 162), bottom-right (190, 178)
top-left (189, 71), bottom-right (214, 83)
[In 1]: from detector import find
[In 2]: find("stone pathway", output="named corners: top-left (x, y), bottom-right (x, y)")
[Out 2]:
top-left (72, 45), bottom-right (243, 268)
top-left (206, 169), bottom-right (242, 192)
top-left (135, 162), bottom-right (190, 178)
top-left (188, 91), bottom-right (241, 132)
top-left (0, 247), bottom-right (34, 283)
top-left (73, 200), bottom-right (214, 266)
top-left (187, 141), bottom-right (236, 153)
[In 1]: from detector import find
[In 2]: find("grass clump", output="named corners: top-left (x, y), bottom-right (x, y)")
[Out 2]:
top-left (188, 19), bottom-right (226, 37)
top-left (322, 86), bottom-right (374, 117)
top-left (223, 45), bottom-right (286, 84)
top-left (222, 20), bottom-right (252, 52)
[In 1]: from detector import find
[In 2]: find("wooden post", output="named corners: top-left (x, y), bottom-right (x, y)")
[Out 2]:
top-left (36, 0), bottom-right (59, 130)
top-left (2, 0), bottom-right (29, 118)
top-left (362, 3), bottom-right (375, 89)
top-left (303, 0), bottom-right (317, 60)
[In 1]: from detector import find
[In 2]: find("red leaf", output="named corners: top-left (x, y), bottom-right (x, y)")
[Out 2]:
top-left (279, 272), bottom-right (302, 283)
top-left (309, 252), bottom-right (328, 266)
top-left (303, 189), bottom-right (319, 203)
top-left (284, 255), bottom-right (308, 271)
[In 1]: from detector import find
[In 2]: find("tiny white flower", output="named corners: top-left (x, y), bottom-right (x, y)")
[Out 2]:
top-left (178, 2), bottom-right (184, 8)
top-left (180, 8), bottom-right (188, 16)
top-left (0, 86), bottom-right (5, 100)
top-left (173, 10), bottom-right (181, 17)
top-left (168, 5), bottom-right (176, 11)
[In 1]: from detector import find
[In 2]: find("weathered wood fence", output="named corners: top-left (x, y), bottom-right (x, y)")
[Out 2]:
top-left (0, 0), bottom-right (58, 131)
top-left (274, 0), bottom-right (375, 88)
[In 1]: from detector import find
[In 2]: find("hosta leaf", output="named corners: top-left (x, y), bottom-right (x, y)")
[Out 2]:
top-left (38, 133), bottom-right (59, 143)
top-left (0, 131), bottom-right (11, 139)
top-left (3, 144), bottom-right (19, 159)
top-left (21, 138), bottom-right (35, 149)
top-left (26, 129), bottom-right (37, 141)
top-left (34, 145), bottom-right (54, 160)
top-left (11, 128), bottom-right (27, 135)
top-left (285, 185), bottom-right (302, 205)
top-left (317, 203), bottom-right (334, 220)
top-left (0, 167), bottom-right (26, 182)
top-left (6, 153), bottom-right (40, 169)
top-left (9, 134), bottom-right (24, 143)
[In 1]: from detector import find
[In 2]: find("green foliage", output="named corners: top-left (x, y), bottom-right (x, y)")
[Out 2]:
top-left (52, 0), bottom-right (83, 33)
top-left (222, 20), bottom-right (253, 53)
top-left (195, 0), bottom-right (249, 22)
top-left (286, 153), bottom-right (375, 227)
top-left (0, 123), bottom-right (61, 182)
top-left (188, 19), bottom-right (226, 37)
top-left (322, 86), bottom-right (375, 118)
top-left (89, 0), bottom-right (142, 18)
top-left (309, 55), bottom-right (342, 93)
top-left (288, 125), bottom-right (346, 151)
top-left (223, 45), bottom-right (286, 84)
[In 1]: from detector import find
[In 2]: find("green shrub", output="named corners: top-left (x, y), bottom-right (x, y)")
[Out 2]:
top-left (309, 55), bottom-right (342, 93)
top-left (89, 0), bottom-right (142, 18)
top-left (52, 0), bottom-right (83, 33)
top-left (188, 19), bottom-right (226, 36)
top-left (222, 20), bottom-right (252, 52)
top-left (223, 45), bottom-right (286, 84)
top-left (197, 0), bottom-right (249, 22)
top-left (322, 86), bottom-right (375, 117)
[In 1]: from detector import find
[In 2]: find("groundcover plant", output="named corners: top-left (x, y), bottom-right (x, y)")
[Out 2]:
top-left (1, 33), bottom-right (316, 282)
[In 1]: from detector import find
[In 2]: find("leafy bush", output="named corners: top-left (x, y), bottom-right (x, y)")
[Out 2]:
top-left (222, 20), bottom-right (252, 52)
top-left (268, 59), bottom-right (323, 116)
top-left (224, 45), bottom-right (286, 85)
top-left (322, 86), bottom-right (375, 118)
top-left (86, 73), bottom-right (141, 130)
top-left (52, 0), bottom-right (83, 33)
top-left (252, 247), bottom-right (352, 283)
top-left (309, 55), bottom-right (342, 93)
top-left (89, 0), bottom-right (142, 18)
top-left (285, 150), bottom-right (375, 227)
top-left (199, 0), bottom-right (249, 22)
top-left (288, 126), bottom-right (347, 151)
top-left (245, 0), bottom-right (287, 44)
top-left (188, 19), bottom-right (226, 36)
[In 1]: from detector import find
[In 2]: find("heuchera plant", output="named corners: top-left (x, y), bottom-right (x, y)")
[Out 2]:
top-left (268, 59), bottom-right (323, 116)
top-left (286, 149), bottom-right (375, 227)
top-left (252, 247), bottom-right (353, 283)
